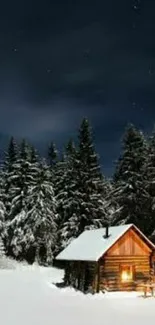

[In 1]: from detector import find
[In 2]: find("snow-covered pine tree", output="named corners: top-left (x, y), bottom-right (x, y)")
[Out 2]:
top-left (47, 142), bottom-right (66, 254)
top-left (7, 139), bottom-right (39, 259)
top-left (56, 139), bottom-right (79, 250)
top-left (2, 136), bottom-right (18, 219)
top-left (0, 142), bottom-right (16, 255)
top-left (77, 118), bottom-right (108, 231)
top-left (0, 168), bottom-right (7, 257)
top-left (48, 142), bottom-right (58, 168)
top-left (60, 119), bottom-right (108, 247)
top-left (22, 158), bottom-right (57, 265)
top-left (102, 179), bottom-right (122, 226)
top-left (47, 141), bottom-right (59, 194)
top-left (143, 127), bottom-right (155, 237)
top-left (53, 149), bottom-right (69, 253)
top-left (8, 139), bottom-right (38, 220)
top-left (8, 148), bottom-right (27, 222)
top-left (29, 145), bottom-right (39, 164)
top-left (3, 136), bottom-right (18, 173)
top-left (112, 123), bottom-right (148, 233)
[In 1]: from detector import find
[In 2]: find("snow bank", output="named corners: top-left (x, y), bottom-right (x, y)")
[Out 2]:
top-left (0, 256), bottom-right (28, 269)
top-left (0, 264), bottom-right (154, 325)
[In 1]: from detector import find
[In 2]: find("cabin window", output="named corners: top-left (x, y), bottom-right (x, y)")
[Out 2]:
top-left (120, 265), bottom-right (134, 282)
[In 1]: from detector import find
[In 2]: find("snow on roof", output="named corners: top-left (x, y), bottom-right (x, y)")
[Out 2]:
top-left (56, 224), bottom-right (155, 262)
top-left (56, 224), bottom-right (134, 262)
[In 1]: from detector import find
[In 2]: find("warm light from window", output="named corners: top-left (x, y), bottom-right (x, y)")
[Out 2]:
top-left (121, 271), bottom-right (132, 281)
top-left (121, 266), bottom-right (133, 282)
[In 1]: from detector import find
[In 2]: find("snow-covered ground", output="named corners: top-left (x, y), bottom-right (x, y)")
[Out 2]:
top-left (0, 260), bottom-right (154, 325)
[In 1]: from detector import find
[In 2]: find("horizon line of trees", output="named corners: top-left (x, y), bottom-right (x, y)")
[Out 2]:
top-left (0, 118), bottom-right (154, 265)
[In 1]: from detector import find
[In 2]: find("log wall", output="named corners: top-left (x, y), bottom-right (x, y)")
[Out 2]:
top-left (99, 255), bottom-right (151, 291)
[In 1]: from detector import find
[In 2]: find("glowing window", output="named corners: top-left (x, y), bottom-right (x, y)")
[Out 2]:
top-left (120, 265), bottom-right (133, 282)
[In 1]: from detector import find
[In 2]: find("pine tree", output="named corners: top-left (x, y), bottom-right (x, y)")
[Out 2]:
top-left (4, 137), bottom-right (18, 172)
top-left (29, 145), bottom-right (39, 164)
top-left (77, 118), bottom-right (108, 231)
top-left (53, 150), bottom-right (68, 253)
top-left (25, 158), bottom-right (57, 264)
top-left (7, 139), bottom-right (39, 258)
top-left (59, 119), bottom-right (108, 247)
top-left (48, 142), bottom-right (58, 168)
top-left (112, 124), bottom-right (148, 232)
top-left (3, 137), bottom-right (18, 218)
top-left (57, 140), bottom-right (78, 250)
top-left (143, 127), bottom-right (155, 237)
top-left (48, 142), bottom-right (59, 193)
top-left (0, 168), bottom-right (7, 254)
top-left (0, 193), bottom-right (7, 242)
top-left (0, 138), bottom-right (18, 253)
top-left (10, 158), bottom-right (57, 264)
top-left (102, 179), bottom-right (121, 226)
top-left (8, 139), bottom-right (37, 220)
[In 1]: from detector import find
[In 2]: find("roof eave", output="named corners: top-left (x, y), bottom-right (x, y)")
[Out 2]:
top-left (56, 257), bottom-right (98, 262)
top-left (131, 224), bottom-right (155, 250)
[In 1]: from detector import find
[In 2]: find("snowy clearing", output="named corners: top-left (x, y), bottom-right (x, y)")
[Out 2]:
top-left (0, 261), bottom-right (155, 325)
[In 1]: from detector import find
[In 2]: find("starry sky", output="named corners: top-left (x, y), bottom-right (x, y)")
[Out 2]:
top-left (0, 0), bottom-right (155, 175)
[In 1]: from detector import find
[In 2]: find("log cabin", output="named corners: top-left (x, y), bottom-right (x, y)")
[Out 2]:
top-left (56, 224), bottom-right (155, 293)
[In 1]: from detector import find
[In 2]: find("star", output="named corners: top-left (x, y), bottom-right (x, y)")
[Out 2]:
top-left (132, 102), bottom-right (136, 107)
top-left (132, 0), bottom-right (141, 12)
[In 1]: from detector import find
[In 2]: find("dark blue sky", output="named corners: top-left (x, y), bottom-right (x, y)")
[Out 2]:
top-left (0, 0), bottom-right (155, 175)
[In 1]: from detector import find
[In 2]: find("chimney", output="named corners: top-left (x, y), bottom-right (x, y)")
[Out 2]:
top-left (104, 225), bottom-right (109, 238)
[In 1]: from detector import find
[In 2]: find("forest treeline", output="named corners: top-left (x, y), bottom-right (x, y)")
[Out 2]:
top-left (0, 118), bottom-right (154, 264)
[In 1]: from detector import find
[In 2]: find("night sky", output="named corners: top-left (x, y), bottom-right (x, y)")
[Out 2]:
top-left (0, 0), bottom-right (155, 175)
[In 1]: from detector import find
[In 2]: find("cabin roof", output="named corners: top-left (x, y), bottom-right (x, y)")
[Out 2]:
top-left (56, 224), bottom-right (155, 262)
